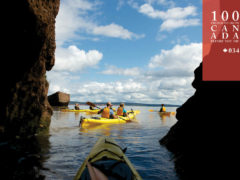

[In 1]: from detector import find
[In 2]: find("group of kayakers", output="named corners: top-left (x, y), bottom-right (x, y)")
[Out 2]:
top-left (75, 102), bottom-right (129, 119)
top-left (98, 102), bottom-right (129, 119)
top-left (75, 103), bottom-right (95, 111)
top-left (75, 102), bottom-right (167, 118)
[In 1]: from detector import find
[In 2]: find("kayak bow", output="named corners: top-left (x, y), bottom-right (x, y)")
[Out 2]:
top-left (74, 136), bottom-right (142, 180)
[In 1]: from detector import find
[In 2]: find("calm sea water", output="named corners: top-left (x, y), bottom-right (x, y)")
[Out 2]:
top-left (40, 105), bottom-right (179, 180)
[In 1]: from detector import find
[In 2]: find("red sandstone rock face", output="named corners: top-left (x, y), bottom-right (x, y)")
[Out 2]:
top-left (0, 0), bottom-right (60, 138)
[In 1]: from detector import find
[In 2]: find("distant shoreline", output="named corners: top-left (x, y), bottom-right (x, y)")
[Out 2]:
top-left (69, 101), bottom-right (180, 107)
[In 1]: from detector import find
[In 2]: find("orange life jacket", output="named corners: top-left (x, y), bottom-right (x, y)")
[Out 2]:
top-left (101, 107), bottom-right (110, 118)
top-left (160, 106), bottom-right (166, 112)
top-left (117, 107), bottom-right (123, 116)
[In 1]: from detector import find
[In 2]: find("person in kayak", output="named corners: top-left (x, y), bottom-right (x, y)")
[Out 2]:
top-left (89, 105), bottom-right (95, 110)
top-left (75, 103), bottom-right (80, 110)
top-left (159, 104), bottom-right (166, 112)
top-left (117, 103), bottom-right (128, 117)
top-left (98, 102), bottom-right (118, 119)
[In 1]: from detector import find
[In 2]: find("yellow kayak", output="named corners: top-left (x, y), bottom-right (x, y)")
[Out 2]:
top-left (80, 112), bottom-right (136, 126)
top-left (159, 112), bottom-right (176, 116)
top-left (61, 109), bottom-right (99, 113)
top-left (74, 136), bottom-right (142, 180)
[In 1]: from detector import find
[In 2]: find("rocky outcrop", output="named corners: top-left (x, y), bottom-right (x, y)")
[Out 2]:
top-left (0, 0), bottom-right (60, 179)
top-left (48, 91), bottom-right (70, 106)
top-left (160, 63), bottom-right (240, 179)
top-left (0, 0), bottom-right (60, 139)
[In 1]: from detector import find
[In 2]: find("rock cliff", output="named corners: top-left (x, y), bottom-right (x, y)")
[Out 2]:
top-left (161, 1), bottom-right (240, 178)
top-left (0, 0), bottom-right (60, 139)
top-left (160, 63), bottom-right (240, 179)
top-left (0, 0), bottom-right (60, 179)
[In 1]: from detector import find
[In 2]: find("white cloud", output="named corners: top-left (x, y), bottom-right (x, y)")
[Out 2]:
top-left (138, 4), bottom-right (200, 31)
top-left (101, 66), bottom-right (140, 76)
top-left (148, 43), bottom-right (202, 74)
top-left (160, 18), bottom-right (200, 31)
top-left (47, 71), bottom-right (79, 95)
top-left (56, 0), bottom-right (143, 45)
top-left (56, 0), bottom-right (97, 46)
top-left (158, 77), bottom-right (192, 89)
top-left (47, 71), bottom-right (197, 105)
top-left (47, 43), bottom-right (202, 105)
top-left (53, 45), bottom-right (103, 72)
top-left (139, 4), bottom-right (197, 19)
top-left (92, 23), bottom-right (144, 39)
top-left (61, 80), bottom-right (150, 103)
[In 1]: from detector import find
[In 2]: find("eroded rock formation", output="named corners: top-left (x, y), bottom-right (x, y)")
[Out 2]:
top-left (1, 0), bottom-right (60, 139)
top-left (48, 91), bottom-right (70, 106)
top-left (0, 0), bottom-right (60, 179)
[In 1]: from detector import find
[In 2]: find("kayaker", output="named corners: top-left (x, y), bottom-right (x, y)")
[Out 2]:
top-left (89, 105), bottom-right (95, 110)
top-left (117, 103), bottom-right (128, 117)
top-left (159, 104), bottom-right (166, 112)
top-left (98, 102), bottom-right (118, 119)
top-left (75, 103), bottom-right (80, 110)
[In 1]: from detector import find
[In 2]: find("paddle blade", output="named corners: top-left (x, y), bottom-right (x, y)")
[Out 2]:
top-left (86, 101), bottom-right (101, 109)
top-left (86, 101), bottom-right (96, 107)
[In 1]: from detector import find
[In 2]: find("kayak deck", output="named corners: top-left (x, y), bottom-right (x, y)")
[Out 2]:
top-left (74, 136), bottom-right (142, 180)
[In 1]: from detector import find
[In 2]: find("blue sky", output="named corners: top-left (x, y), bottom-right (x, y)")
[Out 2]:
top-left (47, 0), bottom-right (203, 105)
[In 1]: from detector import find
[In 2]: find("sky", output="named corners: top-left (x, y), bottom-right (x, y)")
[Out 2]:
top-left (46, 0), bottom-right (202, 105)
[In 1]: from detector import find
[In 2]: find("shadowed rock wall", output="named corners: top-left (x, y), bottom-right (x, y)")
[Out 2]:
top-left (160, 1), bottom-right (240, 179)
top-left (0, 0), bottom-right (60, 179)
top-left (0, 0), bottom-right (60, 139)
top-left (160, 63), bottom-right (240, 179)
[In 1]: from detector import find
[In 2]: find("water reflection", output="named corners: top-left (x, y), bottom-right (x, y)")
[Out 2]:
top-left (157, 111), bottom-right (176, 127)
top-left (80, 124), bottom-right (112, 136)
top-left (0, 133), bottom-right (50, 180)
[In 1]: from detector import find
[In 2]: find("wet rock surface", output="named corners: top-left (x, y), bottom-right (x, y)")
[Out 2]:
top-left (0, 135), bottom-right (50, 180)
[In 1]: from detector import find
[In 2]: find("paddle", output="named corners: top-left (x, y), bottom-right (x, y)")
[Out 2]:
top-left (118, 116), bottom-right (132, 122)
top-left (118, 109), bottom-right (137, 122)
top-left (86, 101), bottom-right (101, 109)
